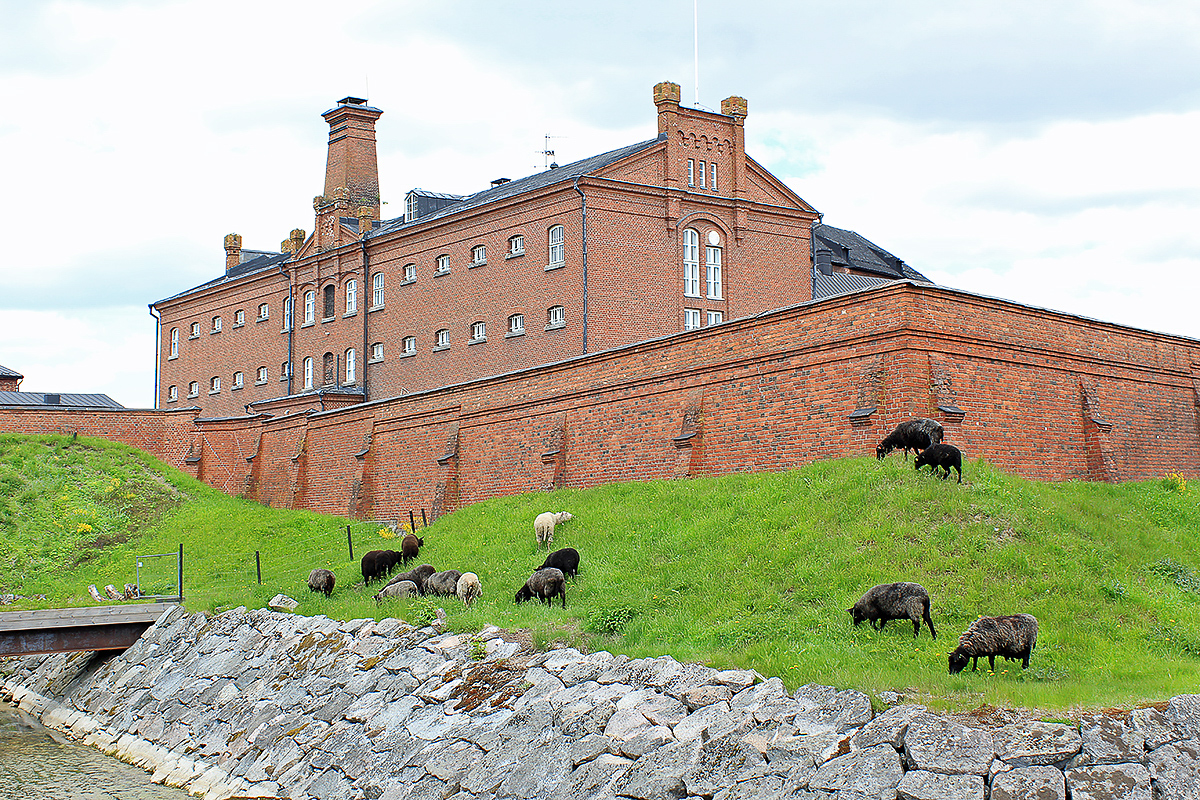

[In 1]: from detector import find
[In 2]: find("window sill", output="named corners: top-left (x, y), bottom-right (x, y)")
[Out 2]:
top-left (301, 321), bottom-right (315, 328)
top-left (167, 398), bottom-right (178, 404)
top-left (399, 278), bottom-right (415, 287)
top-left (188, 335), bottom-right (199, 341)
top-left (187, 395), bottom-right (199, 400)
top-left (210, 330), bottom-right (221, 335)
top-left (368, 357), bottom-right (385, 364)
top-left (544, 262), bottom-right (565, 272)
top-left (468, 337), bottom-right (487, 345)
top-left (397, 351), bottom-right (416, 359)
top-left (343, 311), bottom-right (357, 319)
top-left (168, 355), bottom-right (178, 361)
top-left (505, 251), bottom-right (525, 260)
top-left (280, 376), bottom-right (290, 382)
top-left (433, 269), bottom-right (451, 278)
top-left (321, 316), bottom-right (336, 324)
top-left (545, 322), bottom-right (565, 331)
top-left (208, 390), bottom-right (221, 396)
top-left (232, 323), bottom-right (244, 329)
top-left (256, 317), bottom-right (270, 324)
top-left (255, 380), bottom-right (268, 386)
top-left (368, 305), bottom-right (384, 312)
top-left (469, 260), bottom-right (486, 268)
top-left (505, 330), bottom-right (525, 339)
top-left (432, 345), bottom-right (450, 352)
top-left (707, 295), bottom-right (724, 301)
top-left (232, 384), bottom-right (244, 391)
top-left (683, 292), bottom-right (702, 299)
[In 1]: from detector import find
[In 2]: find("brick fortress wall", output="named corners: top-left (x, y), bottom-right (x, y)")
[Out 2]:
top-left (5, 283), bottom-right (1198, 518)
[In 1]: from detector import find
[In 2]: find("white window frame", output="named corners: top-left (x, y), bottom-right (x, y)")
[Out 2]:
top-left (345, 279), bottom-right (357, 314)
top-left (402, 337), bottom-right (415, 355)
top-left (706, 245), bottom-right (723, 299)
top-left (547, 305), bottom-right (565, 329)
top-left (209, 376), bottom-right (221, 394)
top-left (232, 371), bottom-right (244, 388)
top-left (256, 366), bottom-right (268, 384)
top-left (404, 263), bottom-right (416, 282)
top-left (508, 313), bottom-right (525, 335)
top-left (373, 342), bottom-right (385, 361)
top-left (471, 321), bottom-right (486, 341)
top-left (283, 297), bottom-right (293, 330)
top-left (190, 322), bottom-right (200, 338)
top-left (281, 361), bottom-right (290, 379)
top-left (188, 381), bottom-right (199, 397)
top-left (684, 308), bottom-right (701, 330)
top-left (436, 254), bottom-right (450, 274)
top-left (687, 158), bottom-right (695, 187)
top-left (304, 290), bottom-right (315, 324)
top-left (707, 310), bottom-right (723, 327)
top-left (211, 316), bottom-right (221, 333)
top-left (406, 192), bottom-right (419, 222)
top-left (345, 349), bottom-right (356, 383)
top-left (234, 309), bottom-right (244, 326)
top-left (471, 244), bottom-right (486, 266)
top-left (509, 235), bottom-right (525, 255)
top-left (698, 160), bottom-right (706, 189)
top-left (258, 302), bottom-right (269, 320)
top-left (169, 328), bottom-right (178, 358)
top-left (167, 385), bottom-right (177, 402)
top-left (547, 225), bottom-right (564, 268)
top-left (303, 357), bottom-right (313, 389)
top-left (372, 272), bottom-right (384, 307)
top-left (710, 162), bottom-right (717, 191)
top-left (683, 228), bottom-right (701, 297)
top-left (435, 329), bottom-right (449, 348)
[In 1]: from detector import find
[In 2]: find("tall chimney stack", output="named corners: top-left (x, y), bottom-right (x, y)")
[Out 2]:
top-left (322, 97), bottom-right (383, 220)
top-left (224, 233), bottom-right (242, 272)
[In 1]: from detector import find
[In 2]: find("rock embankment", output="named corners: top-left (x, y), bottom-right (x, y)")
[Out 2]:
top-left (3, 605), bottom-right (1200, 800)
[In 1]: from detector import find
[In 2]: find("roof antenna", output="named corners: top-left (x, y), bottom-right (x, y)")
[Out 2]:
top-left (539, 133), bottom-right (566, 169)
top-left (693, 0), bottom-right (699, 106)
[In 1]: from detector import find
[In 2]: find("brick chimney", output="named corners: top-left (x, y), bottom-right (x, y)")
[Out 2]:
top-left (224, 233), bottom-right (242, 272)
top-left (322, 97), bottom-right (383, 220)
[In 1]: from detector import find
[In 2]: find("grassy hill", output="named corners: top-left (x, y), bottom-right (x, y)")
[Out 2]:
top-left (1, 432), bottom-right (1197, 713)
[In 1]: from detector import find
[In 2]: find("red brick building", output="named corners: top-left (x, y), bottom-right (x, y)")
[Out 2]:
top-left (151, 82), bottom-right (859, 418)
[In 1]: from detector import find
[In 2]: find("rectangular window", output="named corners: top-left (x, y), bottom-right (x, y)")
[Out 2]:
top-left (169, 328), bottom-right (178, 358)
top-left (212, 316), bottom-right (221, 333)
top-left (707, 310), bottom-right (723, 326)
top-left (710, 162), bottom-right (717, 191)
top-left (303, 357), bottom-right (313, 389)
top-left (232, 371), bottom-right (244, 388)
top-left (283, 298), bottom-right (293, 330)
top-left (209, 376), bottom-right (221, 393)
top-left (346, 349), bottom-right (356, 383)
top-left (258, 303), bottom-right (269, 320)
top-left (436, 254), bottom-right (450, 274)
top-left (372, 273), bottom-right (384, 307)
top-left (304, 290), bottom-right (314, 324)
top-left (548, 225), bottom-right (564, 267)
top-left (190, 322), bottom-right (200, 338)
top-left (167, 385), bottom-right (177, 402)
top-left (472, 245), bottom-right (486, 265)
top-left (687, 158), bottom-right (695, 187)
top-left (509, 235), bottom-right (524, 255)
top-left (683, 229), bottom-right (701, 297)
top-left (188, 381), bottom-right (199, 397)
top-left (234, 309), bottom-right (245, 326)
top-left (706, 246), bottom-right (723, 299)
top-left (547, 305), bottom-right (565, 328)
top-left (346, 280), bottom-right (357, 314)
top-left (436, 329), bottom-right (449, 348)
top-left (373, 342), bottom-right (385, 360)
top-left (404, 263), bottom-right (416, 282)
top-left (406, 192), bottom-right (419, 222)
top-left (281, 361), bottom-right (290, 379)
top-left (698, 160), bottom-right (706, 189)
top-left (256, 366), bottom-right (268, 384)
top-left (684, 308), bottom-right (701, 331)
top-left (402, 337), bottom-right (415, 355)
top-left (508, 313), bottom-right (524, 335)
top-left (471, 321), bottom-right (486, 341)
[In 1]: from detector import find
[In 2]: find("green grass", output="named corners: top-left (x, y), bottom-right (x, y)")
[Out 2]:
top-left (1, 432), bottom-right (1198, 713)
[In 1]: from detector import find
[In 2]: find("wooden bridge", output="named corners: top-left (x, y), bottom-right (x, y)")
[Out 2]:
top-left (0, 603), bottom-right (178, 657)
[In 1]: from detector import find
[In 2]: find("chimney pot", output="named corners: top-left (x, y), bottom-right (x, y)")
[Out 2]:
top-left (289, 229), bottom-right (306, 252)
top-left (224, 233), bottom-right (242, 272)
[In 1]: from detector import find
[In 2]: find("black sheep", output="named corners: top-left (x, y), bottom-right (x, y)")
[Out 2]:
top-left (307, 568), bottom-right (335, 597)
top-left (848, 582), bottom-right (936, 639)
top-left (515, 567), bottom-right (567, 608)
top-left (539, 547), bottom-right (580, 579)
top-left (876, 418), bottom-right (944, 460)
top-left (949, 614), bottom-right (1038, 674)
top-left (914, 442), bottom-right (963, 483)
top-left (400, 534), bottom-right (424, 565)
top-left (361, 549), bottom-right (400, 585)
top-left (384, 564), bottom-right (436, 595)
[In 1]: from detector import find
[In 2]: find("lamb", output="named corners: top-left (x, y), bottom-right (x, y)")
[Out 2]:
top-left (948, 614), bottom-right (1038, 674)
top-left (539, 547), bottom-right (580, 579)
top-left (307, 568), bottom-right (336, 597)
top-left (456, 572), bottom-right (483, 607)
top-left (534, 511), bottom-right (574, 548)
top-left (400, 534), bottom-right (424, 565)
top-left (423, 569), bottom-right (463, 597)
top-left (914, 442), bottom-right (963, 483)
top-left (876, 418), bottom-right (944, 460)
top-left (848, 582), bottom-right (936, 639)
top-left (374, 580), bottom-right (418, 604)
top-left (515, 567), bottom-right (567, 608)
top-left (383, 564), bottom-right (436, 595)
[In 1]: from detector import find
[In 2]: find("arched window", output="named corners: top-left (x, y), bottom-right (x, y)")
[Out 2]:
top-left (508, 313), bottom-right (525, 335)
top-left (547, 305), bottom-right (565, 329)
top-left (435, 329), bottom-right (449, 349)
top-left (188, 381), bottom-right (199, 397)
top-left (402, 337), bottom-right (415, 355)
top-left (256, 366), bottom-right (268, 384)
top-left (304, 290), bottom-right (315, 324)
top-left (372, 272), bottom-right (384, 307)
top-left (403, 263), bottom-right (416, 282)
top-left (547, 225), bottom-right (564, 267)
top-left (322, 352), bottom-right (335, 385)
top-left (372, 342), bottom-right (385, 361)
top-left (471, 321), bottom-right (486, 341)
top-left (682, 228), bottom-right (700, 297)
top-left (232, 371), bottom-right (244, 388)
top-left (706, 231), bottom-right (722, 299)
top-left (167, 385), bottom-right (177, 402)
top-left (209, 376), bottom-right (221, 393)
top-left (323, 285), bottom-right (335, 319)
top-left (303, 357), bottom-right (313, 389)
top-left (345, 349), bottom-right (356, 383)
top-left (169, 328), bottom-right (178, 358)
top-left (345, 279), bottom-right (357, 314)
top-left (283, 297), bottom-right (292, 330)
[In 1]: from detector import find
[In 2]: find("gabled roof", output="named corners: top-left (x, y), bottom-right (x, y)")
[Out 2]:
top-left (0, 391), bottom-right (124, 410)
top-left (0, 364), bottom-right (23, 380)
top-left (154, 250), bottom-right (290, 306)
top-left (812, 224), bottom-right (932, 300)
top-left (371, 137), bottom-right (662, 237)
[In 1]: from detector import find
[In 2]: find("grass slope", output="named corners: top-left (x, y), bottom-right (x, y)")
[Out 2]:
top-left (1, 433), bottom-right (1197, 712)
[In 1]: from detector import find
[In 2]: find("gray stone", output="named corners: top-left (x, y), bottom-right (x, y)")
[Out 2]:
top-left (851, 704), bottom-right (926, 751)
top-left (604, 707), bottom-right (653, 741)
top-left (680, 684), bottom-right (733, 710)
top-left (404, 705), bottom-right (465, 740)
top-left (791, 684), bottom-right (874, 734)
top-left (496, 733), bottom-right (575, 798)
top-left (681, 730), bottom-right (768, 797)
top-left (1149, 739), bottom-right (1200, 800)
top-left (1131, 706), bottom-right (1178, 750)
top-left (990, 765), bottom-right (1067, 800)
top-left (568, 733), bottom-right (616, 767)
top-left (809, 743), bottom-right (903, 797)
top-left (994, 720), bottom-right (1081, 766)
top-left (674, 701), bottom-right (752, 743)
top-left (425, 740), bottom-right (485, 781)
top-left (617, 689), bottom-right (688, 727)
top-left (895, 769), bottom-right (985, 800)
top-left (765, 730), bottom-right (844, 771)
top-left (559, 659), bottom-right (606, 687)
top-left (609, 737), bottom-right (701, 800)
top-left (268, 594), bottom-right (299, 612)
top-left (713, 670), bottom-right (757, 690)
top-left (305, 766), bottom-right (353, 800)
top-left (1070, 715), bottom-right (1145, 766)
top-left (618, 725), bottom-right (675, 758)
top-left (903, 713), bottom-right (994, 775)
top-left (1166, 696), bottom-right (1200, 741)
top-left (549, 753), bottom-right (633, 800)
top-left (1065, 762), bottom-right (1152, 800)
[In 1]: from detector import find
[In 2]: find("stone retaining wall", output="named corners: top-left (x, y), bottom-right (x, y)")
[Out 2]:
top-left (3, 606), bottom-right (1199, 800)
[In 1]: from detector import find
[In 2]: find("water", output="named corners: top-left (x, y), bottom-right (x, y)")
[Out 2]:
top-left (0, 699), bottom-right (189, 800)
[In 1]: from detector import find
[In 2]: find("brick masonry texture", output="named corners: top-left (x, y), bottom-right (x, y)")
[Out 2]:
top-left (4, 282), bottom-right (1198, 520)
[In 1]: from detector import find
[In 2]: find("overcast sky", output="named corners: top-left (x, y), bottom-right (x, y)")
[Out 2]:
top-left (3, 0), bottom-right (1199, 408)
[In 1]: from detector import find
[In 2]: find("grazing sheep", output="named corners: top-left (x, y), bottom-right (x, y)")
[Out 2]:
top-left (400, 534), bottom-right (424, 565)
top-left (876, 418), bottom-right (944, 460)
top-left (424, 569), bottom-right (463, 597)
top-left (362, 549), bottom-right (403, 584)
top-left (307, 568), bottom-right (335, 597)
top-left (539, 547), bottom-right (580, 579)
top-left (914, 443), bottom-right (963, 483)
top-left (515, 567), bottom-right (567, 608)
top-left (384, 564), bottom-right (436, 595)
top-left (534, 511), bottom-right (574, 548)
top-left (456, 572), bottom-right (483, 607)
top-left (374, 580), bottom-right (418, 604)
top-left (848, 582), bottom-right (937, 639)
top-left (949, 614), bottom-right (1038, 674)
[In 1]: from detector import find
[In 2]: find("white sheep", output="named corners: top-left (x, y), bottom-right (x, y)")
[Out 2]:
top-left (534, 511), bottom-right (574, 548)
top-left (456, 572), bottom-right (482, 607)
top-left (374, 580), bottom-right (418, 604)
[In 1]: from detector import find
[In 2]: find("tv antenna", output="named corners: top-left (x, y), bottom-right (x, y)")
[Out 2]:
top-left (694, 0), bottom-right (700, 106)
top-left (538, 134), bottom-right (566, 169)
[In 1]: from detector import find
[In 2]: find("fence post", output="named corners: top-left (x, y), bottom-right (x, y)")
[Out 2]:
top-left (178, 543), bottom-right (184, 603)
top-left (256, 551), bottom-right (262, 585)
top-left (347, 525), bottom-right (353, 561)
top-left (421, 509), bottom-right (428, 527)
top-left (408, 510), bottom-right (416, 533)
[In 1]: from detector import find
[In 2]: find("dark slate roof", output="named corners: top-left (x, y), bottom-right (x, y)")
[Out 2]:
top-left (371, 137), bottom-right (662, 237)
top-left (0, 391), bottom-right (124, 409)
top-left (154, 250), bottom-right (290, 305)
top-left (813, 271), bottom-right (898, 298)
top-left (813, 224), bottom-right (930, 282)
top-left (408, 188), bottom-right (467, 201)
top-left (0, 364), bottom-right (22, 379)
